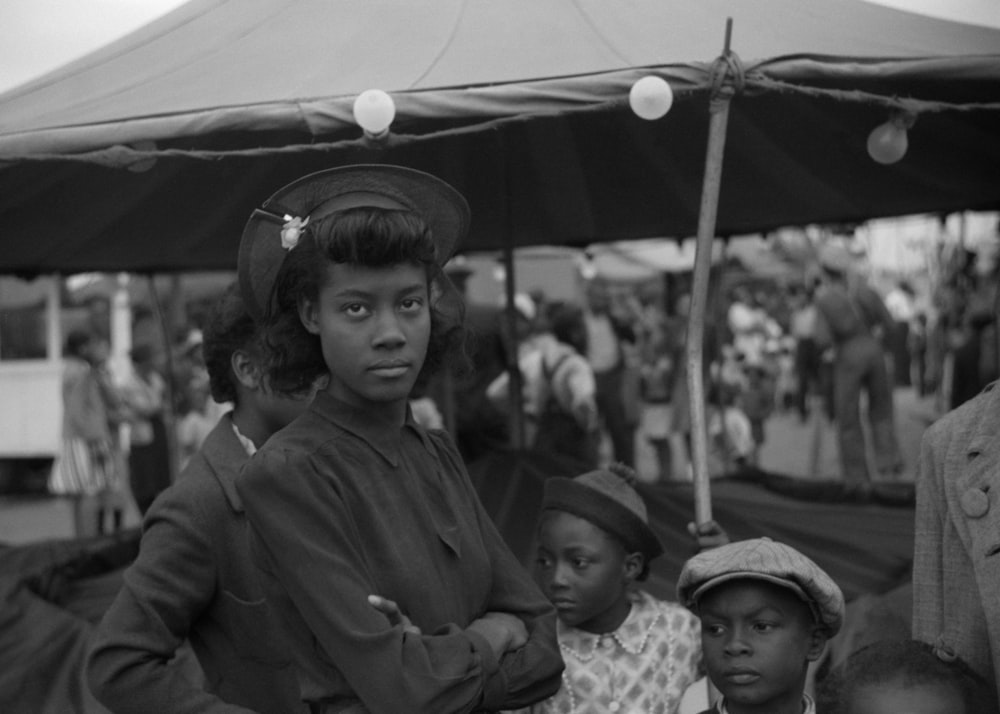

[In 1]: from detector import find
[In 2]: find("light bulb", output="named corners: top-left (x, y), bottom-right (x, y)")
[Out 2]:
top-left (353, 89), bottom-right (396, 137)
top-left (629, 76), bottom-right (674, 120)
top-left (867, 120), bottom-right (908, 165)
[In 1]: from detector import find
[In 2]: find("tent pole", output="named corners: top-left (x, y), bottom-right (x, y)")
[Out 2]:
top-left (687, 19), bottom-right (739, 527)
top-left (502, 242), bottom-right (526, 450)
top-left (499, 130), bottom-right (526, 452)
top-left (147, 275), bottom-right (179, 485)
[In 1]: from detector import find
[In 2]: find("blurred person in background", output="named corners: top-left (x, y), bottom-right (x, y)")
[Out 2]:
top-left (48, 329), bottom-right (124, 536)
top-left (583, 280), bottom-right (637, 467)
top-left (488, 298), bottom-right (600, 471)
top-left (121, 344), bottom-right (171, 514)
top-left (789, 283), bottom-right (822, 422)
top-left (813, 244), bottom-right (902, 485)
top-left (885, 279), bottom-right (917, 387)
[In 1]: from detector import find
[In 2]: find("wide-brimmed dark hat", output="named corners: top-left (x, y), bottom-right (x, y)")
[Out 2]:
top-left (543, 468), bottom-right (665, 562)
top-left (238, 164), bottom-right (470, 322)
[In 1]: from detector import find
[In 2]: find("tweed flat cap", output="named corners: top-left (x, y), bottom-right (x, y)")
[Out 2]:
top-left (676, 537), bottom-right (845, 635)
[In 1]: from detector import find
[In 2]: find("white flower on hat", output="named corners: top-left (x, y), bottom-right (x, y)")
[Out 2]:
top-left (280, 215), bottom-right (309, 251)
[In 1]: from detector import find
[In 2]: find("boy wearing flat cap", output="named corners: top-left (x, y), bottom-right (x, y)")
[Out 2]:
top-left (677, 537), bottom-right (845, 714)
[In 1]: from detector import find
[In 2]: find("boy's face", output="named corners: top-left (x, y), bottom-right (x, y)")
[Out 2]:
top-left (698, 579), bottom-right (826, 714)
top-left (533, 510), bottom-right (639, 634)
top-left (299, 262), bottom-right (430, 412)
top-left (847, 680), bottom-right (965, 714)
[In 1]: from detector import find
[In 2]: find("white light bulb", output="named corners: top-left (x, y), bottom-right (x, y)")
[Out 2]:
top-left (353, 89), bottom-right (396, 137)
top-left (629, 76), bottom-right (674, 120)
top-left (867, 120), bottom-right (908, 165)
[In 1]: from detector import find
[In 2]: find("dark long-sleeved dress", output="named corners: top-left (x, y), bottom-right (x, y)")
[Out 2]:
top-left (236, 392), bottom-right (563, 713)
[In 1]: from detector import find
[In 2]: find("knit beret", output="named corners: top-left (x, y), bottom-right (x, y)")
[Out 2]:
top-left (676, 537), bottom-right (845, 635)
top-left (542, 466), bottom-right (664, 561)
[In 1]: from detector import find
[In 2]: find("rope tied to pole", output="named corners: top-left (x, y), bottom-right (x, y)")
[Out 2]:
top-left (709, 49), bottom-right (746, 102)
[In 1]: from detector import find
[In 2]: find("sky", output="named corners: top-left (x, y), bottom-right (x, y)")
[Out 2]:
top-left (0, 0), bottom-right (998, 94)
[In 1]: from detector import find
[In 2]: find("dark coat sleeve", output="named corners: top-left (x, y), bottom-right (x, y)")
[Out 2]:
top-left (87, 470), bottom-right (253, 714)
top-left (434, 435), bottom-right (564, 710)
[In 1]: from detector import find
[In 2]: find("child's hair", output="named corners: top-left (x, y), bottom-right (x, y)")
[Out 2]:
top-left (202, 283), bottom-right (262, 406)
top-left (547, 301), bottom-right (588, 355)
top-left (816, 639), bottom-right (998, 714)
top-left (541, 462), bottom-right (663, 581)
top-left (65, 328), bottom-right (93, 358)
top-left (261, 206), bottom-right (467, 394)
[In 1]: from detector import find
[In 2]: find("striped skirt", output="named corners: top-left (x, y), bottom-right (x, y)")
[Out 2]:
top-left (48, 438), bottom-right (117, 497)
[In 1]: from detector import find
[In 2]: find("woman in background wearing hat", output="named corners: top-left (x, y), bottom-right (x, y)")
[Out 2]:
top-left (234, 165), bottom-right (563, 713)
top-left (521, 463), bottom-right (703, 714)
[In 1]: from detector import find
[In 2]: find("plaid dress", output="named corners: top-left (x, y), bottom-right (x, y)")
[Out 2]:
top-left (519, 590), bottom-right (702, 714)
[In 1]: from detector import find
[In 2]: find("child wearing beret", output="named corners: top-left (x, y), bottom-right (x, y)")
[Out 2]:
top-left (677, 537), bottom-right (845, 714)
top-left (515, 463), bottom-right (703, 714)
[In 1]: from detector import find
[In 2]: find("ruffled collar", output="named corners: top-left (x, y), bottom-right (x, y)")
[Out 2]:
top-left (558, 589), bottom-right (662, 659)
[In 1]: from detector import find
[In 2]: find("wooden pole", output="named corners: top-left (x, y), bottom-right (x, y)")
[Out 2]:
top-left (502, 246), bottom-right (526, 450)
top-left (147, 275), bottom-right (179, 484)
top-left (687, 18), bottom-right (739, 527)
top-left (500, 131), bottom-right (526, 451)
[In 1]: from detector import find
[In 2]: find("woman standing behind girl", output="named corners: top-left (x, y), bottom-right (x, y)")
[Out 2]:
top-left (234, 165), bottom-right (563, 713)
top-left (88, 284), bottom-right (314, 714)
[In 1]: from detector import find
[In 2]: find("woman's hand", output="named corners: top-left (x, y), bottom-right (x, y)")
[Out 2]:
top-left (368, 595), bottom-right (421, 635)
top-left (466, 612), bottom-right (528, 659)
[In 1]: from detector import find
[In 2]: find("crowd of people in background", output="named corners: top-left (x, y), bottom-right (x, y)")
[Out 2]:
top-left (47, 297), bottom-right (223, 535)
top-left (463, 233), bottom-right (1000, 490)
top-left (48, 229), bottom-right (999, 528)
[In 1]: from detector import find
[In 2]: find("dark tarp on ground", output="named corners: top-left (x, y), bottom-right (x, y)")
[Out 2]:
top-left (0, 0), bottom-right (998, 274)
top-left (0, 458), bottom-right (915, 712)
top-left (0, 531), bottom-right (139, 714)
top-left (468, 450), bottom-right (915, 603)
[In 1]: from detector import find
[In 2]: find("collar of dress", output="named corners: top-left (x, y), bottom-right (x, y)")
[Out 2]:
top-left (309, 391), bottom-right (435, 467)
top-left (558, 590), bottom-right (662, 660)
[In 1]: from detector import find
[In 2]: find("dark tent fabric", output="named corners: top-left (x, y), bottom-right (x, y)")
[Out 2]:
top-left (0, 0), bottom-right (998, 274)
top-left (468, 451), bottom-right (915, 603)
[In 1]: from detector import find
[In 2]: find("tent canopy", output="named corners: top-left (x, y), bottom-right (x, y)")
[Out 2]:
top-left (0, 0), bottom-right (998, 274)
